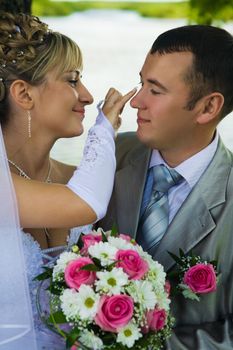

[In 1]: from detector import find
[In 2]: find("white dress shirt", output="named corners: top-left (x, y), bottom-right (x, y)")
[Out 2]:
top-left (149, 133), bottom-right (219, 223)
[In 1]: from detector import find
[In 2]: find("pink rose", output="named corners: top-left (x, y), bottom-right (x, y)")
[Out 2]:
top-left (116, 249), bottom-right (149, 280)
top-left (81, 233), bottom-right (102, 254)
top-left (183, 263), bottom-right (217, 294)
top-left (64, 257), bottom-right (96, 290)
top-left (95, 295), bottom-right (134, 332)
top-left (143, 308), bottom-right (167, 333)
top-left (164, 280), bottom-right (171, 296)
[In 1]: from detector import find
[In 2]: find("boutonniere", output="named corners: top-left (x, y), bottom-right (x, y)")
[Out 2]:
top-left (168, 249), bottom-right (219, 301)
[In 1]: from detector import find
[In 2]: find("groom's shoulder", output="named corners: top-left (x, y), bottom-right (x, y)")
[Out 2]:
top-left (115, 132), bottom-right (148, 166)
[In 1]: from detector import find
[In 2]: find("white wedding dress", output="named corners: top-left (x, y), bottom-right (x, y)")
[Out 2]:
top-left (22, 225), bottom-right (92, 350)
top-left (0, 107), bottom-right (115, 349)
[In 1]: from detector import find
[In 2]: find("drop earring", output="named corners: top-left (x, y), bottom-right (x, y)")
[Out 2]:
top-left (27, 110), bottom-right (31, 138)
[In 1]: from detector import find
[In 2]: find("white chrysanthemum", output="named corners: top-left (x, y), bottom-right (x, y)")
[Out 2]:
top-left (79, 329), bottom-right (104, 350)
top-left (88, 242), bottom-right (118, 266)
top-left (156, 289), bottom-right (171, 311)
top-left (127, 280), bottom-right (157, 310)
top-left (108, 236), bottom-right (134, 250)
top-left (53, 251), bottom-right (79, 280)
top-left (117, 322), bottom-right (142, 348)
top-left (60, 288), bottom-right (80, 320)
top-left (147, 262), bottom-right (166, 289)
top-left (96, 267), bottom-right (128, 294)
top-left (92, 227), bottom-right (111, 237)
top-left (133, 245), bottom-right (156, 266)
top-left (133, 246), bottom-right (166, 285)
top-left (75, 284), bottom-right (100, 320)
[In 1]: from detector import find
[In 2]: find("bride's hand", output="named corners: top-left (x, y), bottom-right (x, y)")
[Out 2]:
top-left (102, 87), bottom-right (137, 130)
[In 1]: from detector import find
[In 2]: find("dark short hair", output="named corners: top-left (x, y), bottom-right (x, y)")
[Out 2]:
top-left (150, 25), bottom-right (233, 118)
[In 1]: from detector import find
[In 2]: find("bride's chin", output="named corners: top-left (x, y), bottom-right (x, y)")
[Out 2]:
top-left (71, 124), bottom-right (84, 137)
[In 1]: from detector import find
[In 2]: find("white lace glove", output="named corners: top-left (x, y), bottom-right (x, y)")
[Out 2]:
top-left (67, 103), bottom-right (116, 221)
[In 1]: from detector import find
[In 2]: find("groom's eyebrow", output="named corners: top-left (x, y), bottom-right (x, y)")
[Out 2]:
top-left (139, 72), bottom-right (168, 92)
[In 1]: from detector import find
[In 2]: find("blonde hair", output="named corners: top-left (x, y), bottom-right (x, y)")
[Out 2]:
top-left (0, 12), bottom-right (83, 124)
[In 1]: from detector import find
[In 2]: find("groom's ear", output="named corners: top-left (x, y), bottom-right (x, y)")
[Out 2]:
top-left (196, 92), bottom-right (224, 125)
top-left (9, 79), bottom-right (34, 109)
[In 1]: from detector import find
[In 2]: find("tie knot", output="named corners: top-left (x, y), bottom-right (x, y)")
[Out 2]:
top-left (152, 164), bottom-right (182, 193)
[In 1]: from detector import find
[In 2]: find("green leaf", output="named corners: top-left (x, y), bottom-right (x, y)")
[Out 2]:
top-left (106, 260), bottom-right (120, 270)
top-left (101, 332), bottom-right (116, 345)
top-left (33, 267), bottom-right (53, 281)
top-left (47, 282), bottom-right (65, 295)
top-left (179, 283), bottom-right (191, 290)
top-left (47, 310), bottom-right (67, 324)
top-left (66, 327), bottom-right (80, 347)
top-left (101, 229), bottom-right (108, 242)
top-left (76, 232), bottom-right (84, 249)
top-left (182, 289), bottom-right (200, 301)
top-left (179, 248), bottom-right (185, 257)
top-left (167, 270), bottom-right (180, 279)
top-left (80, 263), bottom-right (100, 272)
top-left (179, 284), bottom-right (200, 301)
top-left (167, 251), bottom-right (183, 265)
top-left (216, 273), bottom-right (222, 284)
top-left (210, 260), bottom-right (218, 269)
top-left (110, 224), bottom-right (118, 237)
top-left (92, 257), bottom-right (102, 268)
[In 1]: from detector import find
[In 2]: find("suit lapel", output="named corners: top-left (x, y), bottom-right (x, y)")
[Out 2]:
top-left (115, 146), bottom-right (151, 238)
top-left (150, 139), bottom-right (232, 271)
top-left (152, 193), bottom-right (216, 271)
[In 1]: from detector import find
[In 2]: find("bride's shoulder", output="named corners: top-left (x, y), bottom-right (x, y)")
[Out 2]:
top-left (50, 158), bottom-right (76, 184)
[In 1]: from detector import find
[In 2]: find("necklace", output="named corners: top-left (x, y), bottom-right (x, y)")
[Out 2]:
top-left (8, 159), bottom-right (52, 239)
top-left (8, 159), bottom-right (52, 183)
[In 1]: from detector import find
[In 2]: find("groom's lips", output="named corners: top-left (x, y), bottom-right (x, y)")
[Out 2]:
top-left (137, 114), bottom-right (150, 124)
top-left (73, 108), bottom-right (85, 118)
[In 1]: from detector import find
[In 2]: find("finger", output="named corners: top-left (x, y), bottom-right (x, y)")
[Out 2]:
top-left (111, 87), bottom-right (137, 114)
top-left (104, 87), bottom-right (118, 102)
top-left (104, 90), bottom-right (122, 107)
top-left (121, 87), bottom-right (137, 105)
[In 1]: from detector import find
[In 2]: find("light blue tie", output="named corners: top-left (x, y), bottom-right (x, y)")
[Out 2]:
top-left (137, 165), bottom-right (182, 251)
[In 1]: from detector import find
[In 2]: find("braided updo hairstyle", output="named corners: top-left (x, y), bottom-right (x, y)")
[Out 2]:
top-left (0, 12), bottom-right (83, 126)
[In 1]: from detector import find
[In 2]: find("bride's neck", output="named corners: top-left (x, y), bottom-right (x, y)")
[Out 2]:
top-left (3, 126), bottom-right (55, 181)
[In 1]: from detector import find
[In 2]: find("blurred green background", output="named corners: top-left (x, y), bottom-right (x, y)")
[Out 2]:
top-left (34, 0), bottom-right (233, 25)
top-left (1, 0), bottom-right (233, 25)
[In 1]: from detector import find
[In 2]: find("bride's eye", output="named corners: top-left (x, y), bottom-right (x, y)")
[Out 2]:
top-left (69, 79), bottom-right (78, 88)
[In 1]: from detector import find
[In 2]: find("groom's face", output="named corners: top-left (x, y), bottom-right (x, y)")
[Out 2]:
top-left (130, 51), bottom-right (201, 164)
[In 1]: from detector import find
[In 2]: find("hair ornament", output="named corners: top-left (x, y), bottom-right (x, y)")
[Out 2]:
top-left (0, 78), bottom-right (5, 101)
top-left (14, 25), bottom-right (21, 33)
top-left (17, 50), bottom-right (24, 57)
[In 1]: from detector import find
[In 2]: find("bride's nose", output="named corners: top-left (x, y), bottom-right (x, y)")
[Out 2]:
top-left (78, 82), bottom-right (94, 105)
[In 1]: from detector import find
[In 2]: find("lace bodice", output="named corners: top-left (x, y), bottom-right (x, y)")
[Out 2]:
top-left (22, 225), bottom-right (92, 350)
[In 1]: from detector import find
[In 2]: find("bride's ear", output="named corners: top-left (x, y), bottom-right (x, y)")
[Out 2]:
top-left (9, 80), bottom-right (34, 109)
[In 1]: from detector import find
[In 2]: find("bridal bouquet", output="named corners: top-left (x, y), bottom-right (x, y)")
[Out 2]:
top-left (36, 228), bottom-right (173, 349)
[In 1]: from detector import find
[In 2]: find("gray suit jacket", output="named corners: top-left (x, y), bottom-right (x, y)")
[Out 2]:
top-left (99, 132), bottom-right (233, 349)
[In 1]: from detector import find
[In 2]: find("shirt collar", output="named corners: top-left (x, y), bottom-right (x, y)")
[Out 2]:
top-left (149, 133), bottom-right (219, 189)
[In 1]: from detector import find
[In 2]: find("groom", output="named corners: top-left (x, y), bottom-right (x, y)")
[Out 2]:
top-left (98, 25), bottom-right (233, 349)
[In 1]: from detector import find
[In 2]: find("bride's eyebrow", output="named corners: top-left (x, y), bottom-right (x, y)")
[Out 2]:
top-left (74, 70), bottom-right (82, 78)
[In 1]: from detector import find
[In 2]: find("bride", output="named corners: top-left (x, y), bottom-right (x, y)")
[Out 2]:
top-left (0, 12), bottom-right (135, 349)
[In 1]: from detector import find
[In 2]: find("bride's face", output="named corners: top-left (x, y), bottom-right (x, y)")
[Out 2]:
top-left (30, 68), bottom-right (94, 139)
